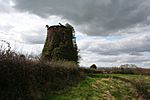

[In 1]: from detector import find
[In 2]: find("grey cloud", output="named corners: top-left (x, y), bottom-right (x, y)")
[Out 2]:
top-left (121, 56), bottom-right (150, 63)
top-left (13, 0), bottom-right (150, 35)
top-left (78, 33), bottom-right (150, 56)
top-left (80, 50), bottom-right (150, 67)
top-left (129, 52), bottom-right (142, 56)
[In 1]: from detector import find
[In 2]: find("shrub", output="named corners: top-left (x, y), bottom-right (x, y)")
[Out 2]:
top-left (0, 48), bottom-right (80, 100)
top-left (90, 64), bottom-right (97, 69)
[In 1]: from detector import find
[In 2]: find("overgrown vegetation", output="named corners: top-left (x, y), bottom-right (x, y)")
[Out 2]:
top-left (0, 44), bottom-right (81, 100)
top-left (42, 23), bottom-right (79, 63)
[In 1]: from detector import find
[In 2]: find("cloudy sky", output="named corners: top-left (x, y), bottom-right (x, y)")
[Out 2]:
top-left (0, 0), bottom-right (150, 68)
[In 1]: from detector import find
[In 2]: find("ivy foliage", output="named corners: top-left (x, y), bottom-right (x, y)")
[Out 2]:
top-left (42, 23), bottom-right (79, 63)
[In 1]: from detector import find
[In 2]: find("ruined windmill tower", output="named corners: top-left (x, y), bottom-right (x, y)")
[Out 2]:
top-left (42, 23), bottom-right (78, 63)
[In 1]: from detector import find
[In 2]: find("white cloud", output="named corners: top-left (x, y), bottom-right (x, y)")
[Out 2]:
top-left (0, 0), bottom-right (150, 68)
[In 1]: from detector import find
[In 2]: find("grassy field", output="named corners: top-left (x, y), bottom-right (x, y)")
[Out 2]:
top-left (42, 74), bottom-right (150, 100)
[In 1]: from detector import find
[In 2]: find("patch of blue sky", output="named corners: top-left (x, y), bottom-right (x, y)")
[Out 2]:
top-left (76, 32), bottom-right (87, 41)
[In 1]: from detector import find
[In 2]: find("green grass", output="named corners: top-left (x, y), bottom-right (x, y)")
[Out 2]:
top-left (41, 74), bottom-right (150, 100)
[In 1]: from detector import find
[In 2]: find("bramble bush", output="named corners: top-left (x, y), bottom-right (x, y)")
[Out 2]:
top-left (0, 47), bottom-right (81, 100)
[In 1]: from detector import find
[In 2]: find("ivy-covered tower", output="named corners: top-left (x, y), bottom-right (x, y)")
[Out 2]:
top-left (42, 23), bottom-right (78, 63)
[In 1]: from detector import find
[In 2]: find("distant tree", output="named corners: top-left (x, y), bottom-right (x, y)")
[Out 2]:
top-left (120, 64), bottom-right (138, 68)
top-left (90, 64), bottom-right (97, 69)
